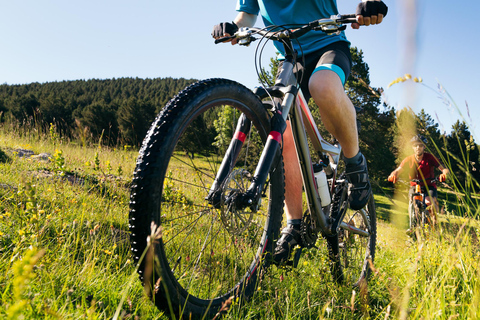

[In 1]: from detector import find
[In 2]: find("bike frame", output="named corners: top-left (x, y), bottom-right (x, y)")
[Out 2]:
top-left (272, 57), bottom-right (368, 237)
top-left (209, 22), bottom-right (370, 239)
top-left (409, 179), bottom-right (437, 226)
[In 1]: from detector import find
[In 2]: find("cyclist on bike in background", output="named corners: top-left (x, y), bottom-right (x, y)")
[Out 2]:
top-left (212, 0), bottom-right (388, 264)
top-left (388, 134), bottom-right (449, 218)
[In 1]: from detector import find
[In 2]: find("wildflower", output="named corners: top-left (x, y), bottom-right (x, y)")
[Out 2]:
top-left (106, 160), bottom-right (112, 173)
top-left (388, 74), bottom-right (423, 88)
top-left (325, 307), bottom-right (332, 316)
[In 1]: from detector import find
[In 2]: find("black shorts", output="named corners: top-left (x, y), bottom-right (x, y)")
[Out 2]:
top-left (278, 41), bottom-right (352, 101)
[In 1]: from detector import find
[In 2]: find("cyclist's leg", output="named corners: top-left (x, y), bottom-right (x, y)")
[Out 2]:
top-left (273, 116), bottom-right (304, 263)
top-left (307, 42), bottom-right (371, 209)
top-left (306, 42), bottom-right (357, 157)
top-left (283, 121), bottom-right (303, 221)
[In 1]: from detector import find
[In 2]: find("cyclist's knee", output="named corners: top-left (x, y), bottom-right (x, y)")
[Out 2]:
top-left (308, 71), bottom-right (343, 104)
top-left (425, 197), bottom-right (432, 206)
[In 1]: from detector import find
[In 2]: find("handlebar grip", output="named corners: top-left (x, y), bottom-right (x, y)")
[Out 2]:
top-left (338, 14), bottom-right (358, 24)
top-left (214, 36), bottom-right (235, 44)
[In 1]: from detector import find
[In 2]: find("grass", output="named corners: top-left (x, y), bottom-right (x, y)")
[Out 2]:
top-left (0, 126), bottom-right (479, 319)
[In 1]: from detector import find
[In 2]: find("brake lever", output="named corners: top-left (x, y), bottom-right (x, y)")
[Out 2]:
top-left (317, 24), bottom-right (347, 35)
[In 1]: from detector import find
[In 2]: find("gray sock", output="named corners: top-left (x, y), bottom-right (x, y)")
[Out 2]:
top-left (287, 219), bottom-right (302, 228)
top-left (345, 151), bottom-right (363, 167)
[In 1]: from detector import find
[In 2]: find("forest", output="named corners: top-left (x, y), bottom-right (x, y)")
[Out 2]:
top-left (0, 47), bottom-right (478, 190)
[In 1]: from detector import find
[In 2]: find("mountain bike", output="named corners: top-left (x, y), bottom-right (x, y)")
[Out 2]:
top-left (388, 176), bottom-right (441, 235)
top-left (407, 178), bottom-right (440, 231)
top-left (129, 14), bottom-right (376, 319)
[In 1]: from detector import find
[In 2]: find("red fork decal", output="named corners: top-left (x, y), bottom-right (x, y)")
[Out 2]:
top-left (268, 131), bottom-right (282, 143)
top-left (234, 131), bottom-right (247, 143)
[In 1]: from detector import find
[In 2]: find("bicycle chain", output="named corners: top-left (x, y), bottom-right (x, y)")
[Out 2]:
top-left (300, 177), bottom-right (347, 246)
top-left (328, 177), bottom-right (348, 233)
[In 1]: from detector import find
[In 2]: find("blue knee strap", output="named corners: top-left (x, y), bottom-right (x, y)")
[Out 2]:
top-left (313, 64), bottom-right (346, 86)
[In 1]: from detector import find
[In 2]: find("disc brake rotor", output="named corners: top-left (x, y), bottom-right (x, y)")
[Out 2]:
top-left (220, 169), bottom-right (255, 236)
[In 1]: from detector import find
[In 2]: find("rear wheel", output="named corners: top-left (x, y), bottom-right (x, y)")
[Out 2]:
top-left (327, 177), bottom-right (376, 286)
top-left (129, 79), bottom-right (285, 319)
top-left (337, 194), bottom-right (377, 285)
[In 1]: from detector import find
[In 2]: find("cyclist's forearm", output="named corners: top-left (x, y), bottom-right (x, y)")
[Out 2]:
top-left (234, 12), bottom-right (257, 28)
top-left (391, 166), bottom-right (402, 176)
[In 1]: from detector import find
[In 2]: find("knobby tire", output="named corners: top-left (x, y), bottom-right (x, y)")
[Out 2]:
top-left (328, 189), bottom-right (377, 286)
top-left (129, 78), bottom-right (285, 319)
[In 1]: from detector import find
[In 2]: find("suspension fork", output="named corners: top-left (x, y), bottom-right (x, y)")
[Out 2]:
top-left (207, 85), bottom-right (297, 211)
top-left (207, 110), bottom-right (288, 211)
top-left (206, 113), bottom-right (252, 207)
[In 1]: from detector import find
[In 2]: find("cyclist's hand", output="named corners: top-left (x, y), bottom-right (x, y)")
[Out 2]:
top-left (354, 0), bottom-right (388, 28)
top-left (439, 173), bottom-right (447, 182)
top-left (212, 22), bottom-right (239, 40)
top-left (387, 174), bottom-right (396, 183)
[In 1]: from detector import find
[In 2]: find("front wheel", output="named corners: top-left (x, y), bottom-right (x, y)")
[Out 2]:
top-left (129, 78), bottom-right (285, 319)
top-left (408, 199), bottom-right (416, 229)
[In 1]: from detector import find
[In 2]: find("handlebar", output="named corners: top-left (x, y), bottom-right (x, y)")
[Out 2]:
top-left (214, 14), bottom-right (358, 45)
top-left (410, 178), bottom-right (440, 185)
top-left (388, 177), bottom-right (443, 185)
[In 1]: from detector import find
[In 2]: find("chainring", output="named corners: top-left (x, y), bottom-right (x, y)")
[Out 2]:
top-left (301, 211), bottom-right (318, 248)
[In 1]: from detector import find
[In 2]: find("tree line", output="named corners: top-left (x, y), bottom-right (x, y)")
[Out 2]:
top-left (0, 48), bottom-right (478, 189)
top-left (0, 77), bottom-right (196, 146)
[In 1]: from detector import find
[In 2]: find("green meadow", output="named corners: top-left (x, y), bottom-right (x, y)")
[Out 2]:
top-left (0, 125), bottom-right (479, 319)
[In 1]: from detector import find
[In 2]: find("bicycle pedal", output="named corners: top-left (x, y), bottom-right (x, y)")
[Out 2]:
top-left (280, 249), bottom-right (303, 268)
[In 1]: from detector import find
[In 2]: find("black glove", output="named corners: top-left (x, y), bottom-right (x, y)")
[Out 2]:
top-left (211, 22), bottom-right (239, 38)
top-left (356, 1), bottom-right (388, 18)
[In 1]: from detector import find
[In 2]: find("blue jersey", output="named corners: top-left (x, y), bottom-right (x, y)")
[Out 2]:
top-left (236, 0), bottom-right (349, 58)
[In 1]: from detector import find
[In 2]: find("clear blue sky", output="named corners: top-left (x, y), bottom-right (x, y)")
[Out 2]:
top-left (1, 0), bottom-right (478, 139)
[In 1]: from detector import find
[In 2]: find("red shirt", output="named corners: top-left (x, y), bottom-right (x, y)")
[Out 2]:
top-left (400, 153), bottom-right (441, 187)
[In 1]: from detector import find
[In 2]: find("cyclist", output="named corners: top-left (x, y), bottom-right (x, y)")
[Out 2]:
top-left (212, 0), bottom-right (388, 264)
top-left (388, 134), bottom-right (449, 223)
